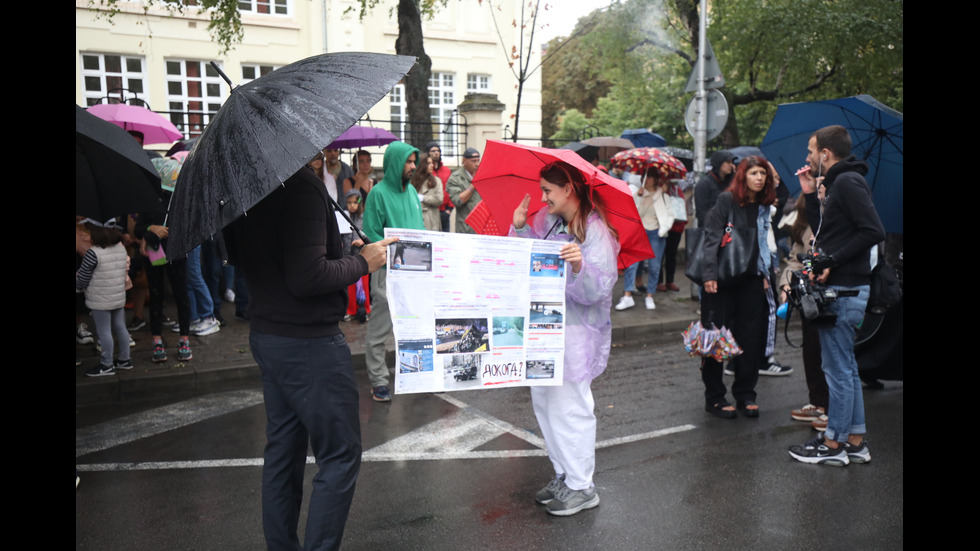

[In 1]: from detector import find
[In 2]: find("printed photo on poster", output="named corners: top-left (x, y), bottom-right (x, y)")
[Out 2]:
top-left (529, 302), bottom-right (564, 329)
top-left (442, 354), bottom-right (482, 390)
top-left (435, 318), bottom-right (490, 354)
top-left (397, 339), bottom-right (434, 373)
top-left (530, 252), bottom-right (564, 277)
top-left (389, 240), bottom-right (433, 272)
top-left (492, 316), bottom-right (525, 348)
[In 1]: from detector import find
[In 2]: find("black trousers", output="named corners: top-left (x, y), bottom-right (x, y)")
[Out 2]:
top-left (700, 275), bottom-right (768, 405)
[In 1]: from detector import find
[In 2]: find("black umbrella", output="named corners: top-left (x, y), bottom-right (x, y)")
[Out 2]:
top-left (167, 52), bottom-right (416, 259)
top-left (560, 141), bottom-right (599, 163)
top-left (76, 105), bottom-right (164, 221)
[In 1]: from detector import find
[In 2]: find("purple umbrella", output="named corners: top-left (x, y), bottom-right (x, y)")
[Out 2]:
top-left (326, 125), bottom-right (398, 149)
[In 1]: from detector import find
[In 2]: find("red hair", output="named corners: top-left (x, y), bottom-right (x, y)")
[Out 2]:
top-left (727, 156), bottom-right (776, 206)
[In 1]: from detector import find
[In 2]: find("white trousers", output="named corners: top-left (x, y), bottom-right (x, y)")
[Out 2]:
top-left (530, 379), bottom-right (596, 491)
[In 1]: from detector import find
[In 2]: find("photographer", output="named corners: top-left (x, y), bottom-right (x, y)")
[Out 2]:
top-left (788, 125), bottom-right (885, 467)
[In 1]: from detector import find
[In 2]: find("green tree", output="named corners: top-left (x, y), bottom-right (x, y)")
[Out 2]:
top-left (88, 1), bottom-right (243, 55)
top-left (542, 0), bottom-right (903, 147)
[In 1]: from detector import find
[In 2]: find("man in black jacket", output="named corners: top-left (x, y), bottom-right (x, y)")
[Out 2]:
top-left (788, 125), bottom-right (885, 467)
top-left (228, 165), bottom-right (396, 550)
top-left (694, 150), bottom-right (735, 226)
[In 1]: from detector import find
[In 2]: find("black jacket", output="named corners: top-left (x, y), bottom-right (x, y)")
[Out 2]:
top-left (804, 157), bottom-right (885, 287)
top-left (694, 169), bottom-right (731, 226)
top-left (228, 167), bottom-right (369, 338)
top-left (701, 191), bottom-right (766, 284)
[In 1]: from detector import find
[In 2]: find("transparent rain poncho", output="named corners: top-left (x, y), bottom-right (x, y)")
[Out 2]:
top-left (511, 210), bottom-right (620, 382)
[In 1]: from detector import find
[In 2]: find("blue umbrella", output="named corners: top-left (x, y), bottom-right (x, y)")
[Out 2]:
top-left (761, 95), bottom-right (903, 233)
top-left (620, 128), bottom-right (667, 148)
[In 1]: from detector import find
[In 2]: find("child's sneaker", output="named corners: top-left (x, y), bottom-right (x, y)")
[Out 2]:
top-left (152, 342), bottom-right (167, 363)
top-left (177, 341), bottom-right (193, 362)
top-left (85, 364), bottom-right (115, 377)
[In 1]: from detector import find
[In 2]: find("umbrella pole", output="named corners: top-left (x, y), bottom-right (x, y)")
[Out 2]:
top-left (210, 61), bottom-right (235, 88)
top-left (325, 193), bottom-right (370, 243)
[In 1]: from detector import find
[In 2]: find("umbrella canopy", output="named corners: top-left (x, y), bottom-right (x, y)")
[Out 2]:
top-left (87, 103), bottom-right (184, 146)
top-left (151, 154), bottom-right (186, 193)
top-left (760, 95), bottom-right (903, 233)
top-left (326, 124), bottom-right (399, 149)
top-left (581, 136), bottom-right (635, 161)
top-left (610, 147), bottom-right (688, 181)
top-left (167, 52), bottom-right (416, 259)
top-left (76, 105), bottom-right (164, 221)
top-left (658, 146), bottom-right (695, 172)
top-left (559, 141), bottom-right (599, 164)
top-left (620, 128), bottom-right (667, 148)
top-left (728, 145), bottom-right (764, 164)
top-left (472, 140), bottom-right (654, 270)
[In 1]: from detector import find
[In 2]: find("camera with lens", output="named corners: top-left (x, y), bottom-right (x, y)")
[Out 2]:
top-left (786, 250), bottom-right (857, 327)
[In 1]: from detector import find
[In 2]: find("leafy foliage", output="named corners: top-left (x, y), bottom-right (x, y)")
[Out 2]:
top-left (544, 0), bottom-right (903, 147)
top-left (88, 0), bottom-right (243, 55)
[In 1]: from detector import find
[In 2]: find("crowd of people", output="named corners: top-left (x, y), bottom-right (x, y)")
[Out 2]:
top-left (77, 124), bottom-right (889, 549)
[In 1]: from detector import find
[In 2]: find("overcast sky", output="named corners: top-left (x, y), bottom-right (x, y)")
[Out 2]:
top-left (534, 0), bottom-right (613, 43)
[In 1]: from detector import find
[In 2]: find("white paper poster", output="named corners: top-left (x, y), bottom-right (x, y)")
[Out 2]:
top-left (383, 228), bottom-right (566, 394)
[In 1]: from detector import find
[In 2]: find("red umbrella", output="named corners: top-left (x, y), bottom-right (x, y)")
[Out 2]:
top-left (610, 147), bottom-right (688, 180)
top-left (87, 103), bottom-right (183, 146)
top-left (471, 140), bottom-right (653, 269)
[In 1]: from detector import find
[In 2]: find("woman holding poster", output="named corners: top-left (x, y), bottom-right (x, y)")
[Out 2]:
top-left (511, 160), bottom-right (620, 517)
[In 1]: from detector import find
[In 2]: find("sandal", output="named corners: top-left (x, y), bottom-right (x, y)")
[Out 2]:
top-left (736, 401), bottom-right (759, 418)
top-left (705, 402), bottom-right (737, 419)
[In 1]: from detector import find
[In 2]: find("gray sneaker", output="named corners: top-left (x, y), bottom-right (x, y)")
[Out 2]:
top-left (545, 484), bottom-right (600, 516)
top-left (535, 474), bottom-right (565, 505)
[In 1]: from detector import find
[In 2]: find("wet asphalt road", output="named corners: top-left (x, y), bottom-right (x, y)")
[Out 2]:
top-left (76, 331), bottom-right (904, 550)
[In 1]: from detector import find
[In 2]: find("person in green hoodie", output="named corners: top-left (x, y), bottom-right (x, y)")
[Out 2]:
top-left (362, 141), bottom-right (424, 401)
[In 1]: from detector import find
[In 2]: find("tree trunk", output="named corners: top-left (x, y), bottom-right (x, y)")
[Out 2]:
top-left (396, 0), bottom-right (433, 149)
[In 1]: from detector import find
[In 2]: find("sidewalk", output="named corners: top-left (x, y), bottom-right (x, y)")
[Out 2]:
top-left (75, 271), bottom-right (705, 406)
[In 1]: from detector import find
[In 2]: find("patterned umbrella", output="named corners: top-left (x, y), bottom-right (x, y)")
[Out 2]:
top-left (610, 147), bottom-right (688, 180)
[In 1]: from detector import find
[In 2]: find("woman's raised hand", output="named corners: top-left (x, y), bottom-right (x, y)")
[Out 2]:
top-left (513, 193), bottom-right (531, 229)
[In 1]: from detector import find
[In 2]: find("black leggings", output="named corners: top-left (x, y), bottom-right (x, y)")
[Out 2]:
top-left (144, 256), bottom-right (192, 337)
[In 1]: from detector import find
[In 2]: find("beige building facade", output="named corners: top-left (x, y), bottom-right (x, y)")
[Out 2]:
top-left (75, 0), bottom-right (543, 160)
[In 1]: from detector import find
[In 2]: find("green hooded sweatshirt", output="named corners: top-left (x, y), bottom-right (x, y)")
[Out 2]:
top-left (362, 141), bottom-right (424, 243)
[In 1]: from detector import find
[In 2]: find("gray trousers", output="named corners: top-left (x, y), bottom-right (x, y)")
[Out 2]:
top-left (364, 267), bottom-right (391, 387)
top-left (91, 308), bottom-right (129, 367)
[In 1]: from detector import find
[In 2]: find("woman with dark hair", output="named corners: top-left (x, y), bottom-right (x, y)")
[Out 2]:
top-left (511, 160), bottom-right (620, 516)
top-left (410, 153), bottom-right (444, 232)
top-left (700, 155), bottom-right (777, 419)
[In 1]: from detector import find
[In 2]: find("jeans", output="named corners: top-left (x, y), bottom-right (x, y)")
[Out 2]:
top-left (185, 245), bottom-right (214, 322)
top-left (251, 331), bottom-right (361, 551)
top-left (818, 285), bottom-right (870, 442)
top-left (623, 230), bottom-right (668, 293)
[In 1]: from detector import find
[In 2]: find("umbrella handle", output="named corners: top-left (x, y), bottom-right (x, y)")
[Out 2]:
top-left (210, 61), bottom-right (234, 88)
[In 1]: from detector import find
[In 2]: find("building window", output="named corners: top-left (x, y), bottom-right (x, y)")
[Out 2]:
top-left (166, 59), bottom-right (225, 138)
top-left (429, 72), bottom-right (456, 156)
top-left (467, 74), bottom-right (491, 94)
top-left (80, 53), bottom-right (148, 106)
top-left (241, 63), bottom-right (278, 84)
top-left (238, 0), bottom-right (289, 15)
top-left (389, 84), bottom-right (406, 140)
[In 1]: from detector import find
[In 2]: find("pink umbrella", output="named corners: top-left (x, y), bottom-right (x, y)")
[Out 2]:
top-left (87, 103), bottom-right (183, 145)
top-left (326, 124), bottom-right (399, 149)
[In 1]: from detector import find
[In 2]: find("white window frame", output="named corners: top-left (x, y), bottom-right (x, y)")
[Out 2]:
top-left (429, 72), bottom-right (456, 157)
top-left (237, 0), bottom-right (290, 15)
top-left (389, 84), bottom-right (406, 140)
top-left (241, 63), bottom-right (279, 84)
top-left (466, 73), bottom-right (491, 94)
top-left (80, 53), bottom-right (148, 107)
top-left (165, 59), bottom-right (226, 138)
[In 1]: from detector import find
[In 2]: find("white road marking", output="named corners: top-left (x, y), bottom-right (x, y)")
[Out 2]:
top-left (75, 389), bottom-right (264, 458)
top-left (76, 391), bottom-right (695, 471)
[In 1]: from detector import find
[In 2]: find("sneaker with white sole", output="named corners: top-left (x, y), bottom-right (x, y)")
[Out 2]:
top-left (535, 474), bottom-right (566, 505)
top-left (843, 441), bottom-right (871, 464)
top-left (193, 316), bottom-right (221, 336)
top-left (177, 341), bottom-right (193, 361)
top-left (85, 364), bottom-right (115, 377)
top-left (645, 296), bottom-right (655, 310)
top-left (76, 323), bottom-right (95, 344)
top-left (614, 295), bottom-right (635, 311)
top-left (760, 359), bottom-right (793, 376)
top-left (113, 359), bottom-right (133, 370)
top-left (788, 432), bottom-right (849, 466)
top-left (546, 485), bottom-right (600, 516)
top-left (791, 404), bottom-right (825, 422)
top-left (811, 414), bottom-right (828, 431)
